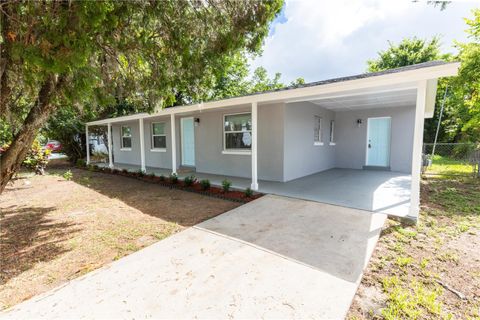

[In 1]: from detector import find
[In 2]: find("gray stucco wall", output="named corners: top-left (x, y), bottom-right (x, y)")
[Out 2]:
top-left (112, 103), bottom-right (285, 181)
top-left (334, 106), bottom-right (415, 173)
top-left (193, 103), bottom-right (284, 181)
top-left (110, 102), bottom-right (415, 180)
top-left (112, 121), bottom-right (141, 166)
top-left (112, 117), bottom-right (174, 169)
top-left (283, 101), bottom-right (336, 182)
top-left (144, 117), bottom-right (173, 169)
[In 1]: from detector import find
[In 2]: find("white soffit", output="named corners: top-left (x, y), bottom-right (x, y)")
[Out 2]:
top-left (309, 88), bottom-right (417, 111)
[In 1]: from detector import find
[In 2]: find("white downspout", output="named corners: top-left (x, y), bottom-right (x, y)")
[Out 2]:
top-left (170, 114), bottom-right (177, 175)
top-left (85, 125), bottom-right (90, 165)
top-left (139, 118), bottom-right (146, 172)
top-left (251, 102), bottom-right (258, 190)
top-left (107, 123), bottom-right (113, 168)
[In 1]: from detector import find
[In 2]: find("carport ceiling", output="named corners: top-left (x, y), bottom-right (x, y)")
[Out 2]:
top-left (309, 89), bottom-right (417, 111)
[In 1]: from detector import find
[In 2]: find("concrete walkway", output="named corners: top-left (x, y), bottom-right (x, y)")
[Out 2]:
top-left (1, 195), bottom-right (386, 319)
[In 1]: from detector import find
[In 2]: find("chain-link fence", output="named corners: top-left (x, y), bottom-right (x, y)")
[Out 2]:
top-left (422, 142), bottom-right (480, 177)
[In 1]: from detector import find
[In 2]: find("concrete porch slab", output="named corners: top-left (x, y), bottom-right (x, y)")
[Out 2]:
top-left (97, 163), bottom-right (411, 218)
top-left (1, 195), bottom-right (386, 319)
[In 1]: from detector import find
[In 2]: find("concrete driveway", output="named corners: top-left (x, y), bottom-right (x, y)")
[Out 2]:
top-left (1, 195), bottom-right (386, 319)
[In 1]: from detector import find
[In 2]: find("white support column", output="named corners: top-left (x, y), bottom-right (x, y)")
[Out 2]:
top-left (85, 125), bottom-right (90, 165)
top-left (409, 80), bottom-right (428, 221)
top-left (251, 102), bottom-right (258, 190)
top-left (170, 113), bottom-right (177, 175)
top-left (139, 118), bottom-right (146, 172)
top-left (107, 123), bottom-right (113, 168)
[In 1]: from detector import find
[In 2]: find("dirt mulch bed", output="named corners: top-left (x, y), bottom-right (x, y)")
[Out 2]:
top-left (347, 176), bottom-right (480, 319)
top-left (80, 163), bottom-right (262, 203)
top-left (0, 164), bottom-right (240, 309)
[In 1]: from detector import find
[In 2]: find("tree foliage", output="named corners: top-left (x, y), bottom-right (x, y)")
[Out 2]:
top-left (367, 37), bottom-right (443, 72)
top-left (201, 52), bottom-right (305, 100)
top-left (0, 0), bottom-right (283, 192)
top-left (448, 8), bottom-right (480, 141)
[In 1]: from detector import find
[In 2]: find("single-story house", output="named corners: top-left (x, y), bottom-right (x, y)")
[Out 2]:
top-left (86, 61), bottom-right (459, 221)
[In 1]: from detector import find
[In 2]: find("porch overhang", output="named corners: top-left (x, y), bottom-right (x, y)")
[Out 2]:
top-left (86, 61), bottom-right (459, 126)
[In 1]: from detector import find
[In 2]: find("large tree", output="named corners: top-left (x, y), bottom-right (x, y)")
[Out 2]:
top-left (367, 37), bottom-right (443, 72)
top-left (0, 0), bottom-right (283, 192)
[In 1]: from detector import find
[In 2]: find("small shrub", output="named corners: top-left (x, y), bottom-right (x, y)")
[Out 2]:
top-left (222, 179), bottom-right (232, 192)
top-left (170, 173), bottom-right (178, 184)
top-left (244, 187), bottom-right (253, 198)
top-left (18, 139), bottom-right (50, 174)
top-left (112, 168), bottom-right (120, 174)
top-left (184, 174), bottom-right (196, 187)
top-left (149, 172), bottom-right (156, 178)
top-left (122, 168), bottom-right (129, 174)
top-left (200, 179), bottom-right (211, 190)
top-left (159, 174), bottom-right (166, 181)
top-left (87, 164), bottom-right (95, 172)
top-left (93, 165), bottom-right (99, 171)
top-left (76, 159), bottom-right (86, 167)
top-left (63, 170), bottom-right (73, 181)
top-left (137, 169), bottom-right (145, 177)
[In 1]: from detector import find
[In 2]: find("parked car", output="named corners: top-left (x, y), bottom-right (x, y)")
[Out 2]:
top-left (45, 140), bottom-right (62, 152)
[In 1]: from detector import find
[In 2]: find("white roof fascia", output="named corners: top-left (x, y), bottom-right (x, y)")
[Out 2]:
top-left (86, 62), bottom-right (460, 126)
top-left (424, 79), bottom-right (439, 118)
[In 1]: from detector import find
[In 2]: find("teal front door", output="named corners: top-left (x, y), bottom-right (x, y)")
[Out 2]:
top-left (181, 117), bottom-right (195, 167)
top-left (366, 117), bottom-right (391, 167)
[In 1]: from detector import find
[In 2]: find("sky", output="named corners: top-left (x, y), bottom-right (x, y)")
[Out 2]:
top-left (250, 0), bottom-right (479, 83)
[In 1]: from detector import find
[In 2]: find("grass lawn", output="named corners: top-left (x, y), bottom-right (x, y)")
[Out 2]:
top-left (426, 155), bottom-right (477, 176)
top-left (0, 161), bottom-right (240, 310)
top-left (348, 176), bottom-right (480, 319)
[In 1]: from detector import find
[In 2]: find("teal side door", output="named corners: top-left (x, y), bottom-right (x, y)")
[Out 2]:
top-left (181, 117), bottom-right (195, 167)
top-left (366, 117), bottom-right (391, 167)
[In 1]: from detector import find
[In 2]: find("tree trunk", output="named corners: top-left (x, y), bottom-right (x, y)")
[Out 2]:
top-left (0, 74), bottom-right (64, 193)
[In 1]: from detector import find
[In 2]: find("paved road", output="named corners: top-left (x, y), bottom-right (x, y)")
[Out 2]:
top-left (1, 195), bottom-right (386, 319)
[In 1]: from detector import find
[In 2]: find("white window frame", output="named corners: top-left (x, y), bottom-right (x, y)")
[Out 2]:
top-left (222, 112), bottom-right (252, 155)
top-left (329, 120), bottom-right (336, 146)
top-left (120, 125), bottom-right (132, 151)
top-left (314, 115), bottom-right (323, 146)
top-left (150, 122), bottom-right (167, 152)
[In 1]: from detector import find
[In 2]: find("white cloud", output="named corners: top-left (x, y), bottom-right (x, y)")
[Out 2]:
top-left (251, 0), bottom-right (478, 83)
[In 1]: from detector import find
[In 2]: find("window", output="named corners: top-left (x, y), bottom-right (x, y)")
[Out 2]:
top-left (329, 120), bottom-right (335, 145)
top-left (314, 116), bottom-right (323, 145)
top-left (224, 113), bottom-right (252, 151)
top-left (121, 126), bottom-right (132, 149)
top-left (151, 122), bottom-right (166, 149)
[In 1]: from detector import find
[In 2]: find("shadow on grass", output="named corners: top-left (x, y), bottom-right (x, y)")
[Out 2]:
top-left (46, 163), bottom-right (239, 228)
top-left (0, 206), bottom-right (79, 285)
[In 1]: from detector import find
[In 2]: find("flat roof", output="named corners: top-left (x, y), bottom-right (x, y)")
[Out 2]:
top-left (87, 61), bottom-right (459, 125)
